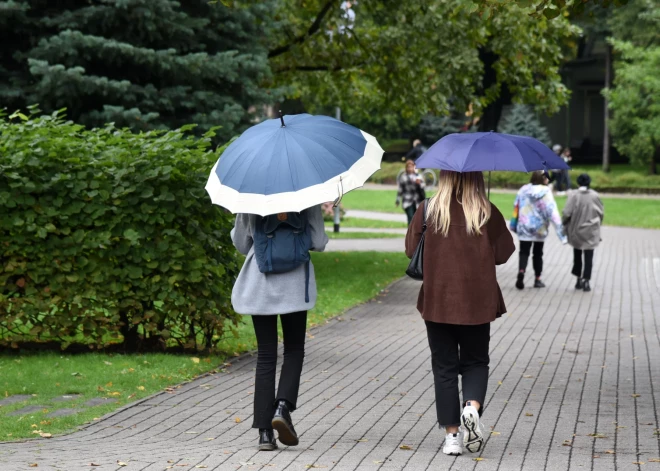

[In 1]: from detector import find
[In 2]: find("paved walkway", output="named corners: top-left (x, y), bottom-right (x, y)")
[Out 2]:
top-left (1, 226), bottom-right (660, 470)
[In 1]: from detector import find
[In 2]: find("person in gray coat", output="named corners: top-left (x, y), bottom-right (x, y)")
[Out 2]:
top-left (562, 174), bottom-right (604, 292)
top-left (231, 205), bottom-right (328, 451)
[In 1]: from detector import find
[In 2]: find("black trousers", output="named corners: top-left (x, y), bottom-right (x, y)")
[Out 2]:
top-left (425, 321), bottom-right (490, 427)
top-left (572, 249), bottom-right (594, 280)
top-left (404, 203), bottom-right (417, 225)
top-left (518, 241), bottom-right (544, 277)
top-left (251, 311), bottom-right (307, 429)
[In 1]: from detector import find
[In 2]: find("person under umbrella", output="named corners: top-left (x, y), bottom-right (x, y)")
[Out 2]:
top-left (206, 113), bottom-right (384, 451)
top-left (562, 173), bottom-right (604, 292)
top-left (410, 131), bottom-right (567, 455)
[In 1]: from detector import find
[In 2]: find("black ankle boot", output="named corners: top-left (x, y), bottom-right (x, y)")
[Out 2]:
top-left (258, 428), bottom-right (278, 451)
top-left (533, 278), bottom-right (545, 288)
top-left (272, 400), bottom-right (299, 446)
top-left (515, 272), bottom-right (524, 290)
top-left (583, 279), bottom-right (591, 292)
top-left (575, 277), bottom-right (583, 289)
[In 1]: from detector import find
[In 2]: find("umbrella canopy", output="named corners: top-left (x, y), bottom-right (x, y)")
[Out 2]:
top-left (415, 131), bottom-right (570, 173)
top-left (206, 114), bottom-right (384, 216)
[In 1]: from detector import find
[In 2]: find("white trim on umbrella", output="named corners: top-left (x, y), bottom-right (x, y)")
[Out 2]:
top-left (205, 131), bottom-right (384, 216)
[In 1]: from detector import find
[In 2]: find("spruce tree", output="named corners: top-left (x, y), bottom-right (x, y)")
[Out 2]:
top-left (497, 104), bottom-right (552, 146)
top-left (0, 0), bottom-right (276, 140)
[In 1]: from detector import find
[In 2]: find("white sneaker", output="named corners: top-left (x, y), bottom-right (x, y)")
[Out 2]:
top-left (461, 404), bottom-right (485, 453)
top-left (442, 432), bottom-right (463, 456)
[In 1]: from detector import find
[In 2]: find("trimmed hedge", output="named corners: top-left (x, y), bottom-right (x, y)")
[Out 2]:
top-left (369, 162), bottom-right (660, 193)
top-left (0, 111), bottom-right (240, 351)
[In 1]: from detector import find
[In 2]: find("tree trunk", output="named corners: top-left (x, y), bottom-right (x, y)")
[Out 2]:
top-left (651, 146), bottom-right (659, 175)
top-left (602, 43), bottom-right (612, 173)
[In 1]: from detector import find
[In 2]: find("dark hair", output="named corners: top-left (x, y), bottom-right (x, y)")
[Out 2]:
top-left (530, 170), bottom-right (547, 185)
top-left (577, 173), bottom-right (591, 187)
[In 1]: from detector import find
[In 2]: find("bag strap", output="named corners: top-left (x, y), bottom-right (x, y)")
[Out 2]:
top-left (421, 199), bottom-right (428, 233)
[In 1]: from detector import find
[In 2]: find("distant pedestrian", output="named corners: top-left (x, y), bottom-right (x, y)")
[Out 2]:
top-left (562, 174), bottom-right (604, 292)
top-left (512, 171), bottom-right (567, 289)
top-left (405, 139), bottom-right (427, 161)
top-left (558, 147), bottom-right (573, 192)
top-left (396, 159), bottom-right (426, 225)
top-left (231, 206), bottom-right (329, 451)
top-left (405, 171), bottom-right (515, 456)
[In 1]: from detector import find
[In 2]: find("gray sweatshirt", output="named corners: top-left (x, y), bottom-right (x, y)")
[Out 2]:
top-left (230, 205), bottom-right (329, 315)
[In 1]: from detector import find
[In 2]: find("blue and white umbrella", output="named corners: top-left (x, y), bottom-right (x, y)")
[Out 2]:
top-left (206, 113), bottom-right (384, 216)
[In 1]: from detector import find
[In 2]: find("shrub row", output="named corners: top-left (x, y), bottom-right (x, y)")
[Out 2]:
top-left (0, 111), bottom-right (240, 351)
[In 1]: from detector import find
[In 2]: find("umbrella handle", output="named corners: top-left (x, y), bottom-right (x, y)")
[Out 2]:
top-left (333, 176), bottom-right (344, 207)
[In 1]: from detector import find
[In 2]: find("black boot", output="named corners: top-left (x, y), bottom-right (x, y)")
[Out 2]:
top-left (258, 428), bottom-right (278, 451)
top-left (272, 400), bottom-right (299, 446)
top-left (575, 277), bottom-right (583, 289)
top-left (583, 279), bottom-right (591, 292)
top-left (515, 272), bottom-right (525, 290)
top-left (533, 278), bottom-right (546, 288)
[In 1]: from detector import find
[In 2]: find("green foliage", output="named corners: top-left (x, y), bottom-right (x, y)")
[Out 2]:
top-left (0, 0), bottom-right (278, 141)
top-left (497, 104), bottom-right (552, 146)
top-left (262, 0), bottom-right (581, 125)
top-left (0, 111), bottom-right (240, 351)
top-left (605, 40), bottom-right (660, 174)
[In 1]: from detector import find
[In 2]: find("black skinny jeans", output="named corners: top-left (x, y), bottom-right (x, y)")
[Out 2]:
top-left (572, 249), bottom-right (594, 280)
top-left (518, 241), bottom-right (544, 277)
top-left (425, 321), bottom-right (490, 427)
top-left (404, 203), bottom-right (417, 225)
top-left (251, 311), bottom-right (307, 429)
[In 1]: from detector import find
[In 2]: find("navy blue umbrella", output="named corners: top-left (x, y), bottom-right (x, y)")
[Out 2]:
top-left (206, 114), bottom-right (384, 215)
top-left (416, 132), bottom-right (570, 173)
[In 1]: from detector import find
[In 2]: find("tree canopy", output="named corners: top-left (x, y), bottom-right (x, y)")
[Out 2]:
top-left (0, 0), bottom-right (277, 141)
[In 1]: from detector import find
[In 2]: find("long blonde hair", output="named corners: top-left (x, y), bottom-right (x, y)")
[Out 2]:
top-left (427, 171), bottom-right (491, 236)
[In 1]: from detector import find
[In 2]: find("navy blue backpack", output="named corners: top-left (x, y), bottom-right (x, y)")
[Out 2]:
top-left (253, 212), bottom-right (313, 302)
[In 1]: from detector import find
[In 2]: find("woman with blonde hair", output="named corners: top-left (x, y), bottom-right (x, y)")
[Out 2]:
top-left (405, 171), bottom-right (515, 456)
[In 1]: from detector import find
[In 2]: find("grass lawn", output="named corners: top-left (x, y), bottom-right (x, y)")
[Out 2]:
top-left (343, 189), bottom-right (660, 229)
top-left (329, 217), bottom-right (408, 229)
top-left (0, 251), bottom-right (409, 441)
top-left (325, 231), bottom-right (403, 239)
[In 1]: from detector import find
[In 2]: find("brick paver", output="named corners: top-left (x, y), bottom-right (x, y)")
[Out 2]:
top-left (1, 226), bottom-right (659, 470)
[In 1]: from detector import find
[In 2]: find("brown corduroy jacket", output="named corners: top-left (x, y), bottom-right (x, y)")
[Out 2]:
top-left (405, 199), bottom-right (515, 325)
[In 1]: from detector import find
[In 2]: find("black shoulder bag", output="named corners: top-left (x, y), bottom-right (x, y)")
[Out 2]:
top-left (405, 199), bottom-right (428, 280)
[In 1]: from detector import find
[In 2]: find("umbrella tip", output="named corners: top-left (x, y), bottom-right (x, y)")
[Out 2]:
top-left (279, 110), bottom-right (285, 127)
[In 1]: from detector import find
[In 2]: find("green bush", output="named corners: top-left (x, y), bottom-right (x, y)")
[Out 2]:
top-left (0, 111), bottom-right (240, 351)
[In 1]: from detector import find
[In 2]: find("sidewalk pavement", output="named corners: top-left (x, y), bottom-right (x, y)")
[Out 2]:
top-left (1, 225), bottom-right (659, 470)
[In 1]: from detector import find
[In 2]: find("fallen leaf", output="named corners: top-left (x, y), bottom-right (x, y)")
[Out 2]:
top-left (399, 445), bottom-right (413, 450)
top-left (137, 386), bottom-right (145, 391)
top-left (103, 361), bottom-right (112, 366)
top-left (184, 431), bottom-right (199, 434)
top-left (108, 392), bottom-right (121, 397)
top-left (632, 394), bottom-right (641, 398)
top-left (71, 372), bottom-right (81, 377)
top-left (38, 432), bottom-right (52, 438)
top-left (191, 357), bottom-right (200, 364)
top-left (588, 433), bottom-right (608, 438)
top-left (106, 382), bottom-right (113, 387)
top-left (90, 464), bottom-right (100, 467)
top-left (206, 437), bottom-right (215, 441)
top-left (633, 462), bottom-right (644, 465)
top-left (28, 464), bottom-right (38, 468)
top-left (605, 450), bottom-right (616, 454)
top-left (234, 417), bottom-right (242, 423)
top-left (473, 457), bottom-right (486, 461)
top-left (490, 431), bottom-right (501, 435)
top-left (562, 440), bottom-right (572, 447)
top-left (195, 466), bottom-right (208, 469)
top-left (373, 461), bottom-right (384, 464)
top-left (497, 381), bottom-right (503, 385)
top-left (117, 462), bottom-right (127, 467)
top-left (648, 459), bottom-right (660, 463)
top-left (525, 412), bottom-right (534, 417)
top-left (523, 375), bottom-right (534, 378)
top-left (305, 466), bottom-right (327, 469)
top-left (356, 438), bottom-right (368, 442)
top-left (239, 463), bottom-right (255, 466)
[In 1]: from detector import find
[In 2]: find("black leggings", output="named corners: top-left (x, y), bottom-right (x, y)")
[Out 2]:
top-left (572, 249), bottom-right (594, 280)
top-left (518, 241), bottom-right (544, 277)
top-left (425, 321), bottom-right (490, 427)
top-left (251, 311), bottom-right (307, 429)
top-left (404, 204), bottom-right (417, 225)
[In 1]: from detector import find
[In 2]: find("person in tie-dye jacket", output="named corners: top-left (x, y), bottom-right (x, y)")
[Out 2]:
top-left (510, 171), bottom-right (567, 289)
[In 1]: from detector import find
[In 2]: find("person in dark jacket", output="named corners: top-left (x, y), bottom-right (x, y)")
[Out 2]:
top-left (562, 173), bottom-right (604, 292)
top-left (396, 160), bottom-right (426, 225)
top-left (405, 170), bottom-right (515, 456)
top-left (405, 139), bottom-right (427, 161)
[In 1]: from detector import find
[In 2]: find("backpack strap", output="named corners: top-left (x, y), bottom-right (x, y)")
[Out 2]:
top-left (304, 260), bottom-right (310, 303)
